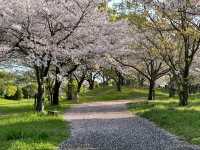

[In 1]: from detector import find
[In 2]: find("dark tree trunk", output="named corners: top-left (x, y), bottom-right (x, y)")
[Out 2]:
top-left (116, 80), bottom-right (121, 92)
top-left (88, 80), bottom-right (94, 90)
top-left (87, 72), bottom-right (95, 90)
top-left (115, 70), bottom-right (123, 92)
top-left (169, 88), bottom-right (176, 98)
top-left (33, 57), bottom-right (51, 112)
top-left (168, 76), bottom-right (176, 97)
top-left (120, 76), bottom-right (124, 86)
top-left (52, 67), bottom-right (61, 105)
top-left (77, 83), bottom-right (82, 94)
top-left (179, 90), bottom-right (188, 106)
top-left (35, 83), bottom-right (45, 112)
top-left (178, 64), bottom-right (189, 106)
top-left (49, 92), bottom-right (53, 104)
top-left (178, 79), bottom-right (189, 106)
top-left (148, 80), bottom-right (155, 100)
top-left (77, 78), bottom-right (85, 94)
top-left (34, 66), bottom-right (46, 112)
top-left (52, 80), bottom-right (61, 105)
top-left (67, 74), bottom-right (73, 100)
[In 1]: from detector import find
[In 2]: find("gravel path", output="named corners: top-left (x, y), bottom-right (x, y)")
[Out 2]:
top-left (59, 100), bottom-right (200, 150)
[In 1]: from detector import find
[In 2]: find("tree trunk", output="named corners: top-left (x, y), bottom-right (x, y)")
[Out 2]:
top-left (178, 64), bottom-right (190, 106)
top-left (116, 75), bottom-right (122, 92)
top-left (169, 88), bottom-right (176, 98)
top-left (120, 76), bottom-right (124, 86)
top-left (46, 77), bottom-right (53, 105)
top-left (168, 77), bottom-right (176, 97)
top-left (178, 79), bottom-right (189, 106)
top-left (35, 83), bottom-right (45, 112)
top-left (116, 70), bottom-right (123, 92)
top-left (179, 90), bottom-right (188, 106)
top-left (34, 59), bottom-right (51, 112)
top-left (102, 75), bottom-right (109, 87)
top-left (49, 92), bottom-right (53, 105)
top-left (77, 83), bottom-right (82, 94)
top-left (52, 67), bottom-right (61, 105)
top-left (116, 80), bottom-right (121, 92)
top-left (52, 80), bottom-right (61, 105)
top-left (73, 90), bottom-right (79, 103)
top-left (34, 66), bottom-right (45, 112)
top-left (67, 75), bottom-right (73, 100)
top-left (148, 80), bottom-right (155, 100)
top-left (89, 80), bottom-right (94, 90)
top-left (77, 79), bottom-right (85, 94)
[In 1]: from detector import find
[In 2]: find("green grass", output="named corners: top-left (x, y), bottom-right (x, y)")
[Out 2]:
top-left (79, 86), bottom-right (148, 103)
top-left (79, 86), bottom-right (167, 103)
top-left (2, 86), bottom-right (199, 149)
top-left (127, 90), bottom-right (200, 145)
top-left (0, 99), bottom-right (70, 150)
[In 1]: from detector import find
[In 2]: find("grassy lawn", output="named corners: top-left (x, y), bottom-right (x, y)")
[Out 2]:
top-left (2, 86), bottom-right (200, 149)
top-left (79, 86), bottom-right (167, 102)
top-left (79, 86), bottom-right (148, 103)
top-left (0, 99), bottom-right (70, 150)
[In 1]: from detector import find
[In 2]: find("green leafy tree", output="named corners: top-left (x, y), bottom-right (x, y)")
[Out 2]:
top-left (22, 84), bottom-right (37, 99)
top-left (5, 85), bottom-right (17, 99)
top-left (13, 87), bottom-right (23, 100)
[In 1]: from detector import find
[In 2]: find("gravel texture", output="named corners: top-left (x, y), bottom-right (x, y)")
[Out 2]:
top-left (59, 100), bottom-right (200, 150)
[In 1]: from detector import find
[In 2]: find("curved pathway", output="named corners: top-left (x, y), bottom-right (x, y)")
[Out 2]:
top-left (60, 100), bottom-right (200, 150)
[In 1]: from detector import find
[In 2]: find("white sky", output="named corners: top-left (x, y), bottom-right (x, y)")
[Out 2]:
top-left (108, 0), bottom-right (122, 7)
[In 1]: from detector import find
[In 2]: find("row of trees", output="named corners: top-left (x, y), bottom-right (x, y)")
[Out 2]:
top-left (109, 0), bottom-right (200, 106)
top-left (0, 0), bottom-right (131, 112)
top-left (0, 0), bottom-right (200, 112)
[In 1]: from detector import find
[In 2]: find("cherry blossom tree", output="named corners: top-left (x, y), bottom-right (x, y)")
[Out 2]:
top-left (0, 0), bottom-right (111, 112)
top-left (74, 55), bottom-right (99, 93)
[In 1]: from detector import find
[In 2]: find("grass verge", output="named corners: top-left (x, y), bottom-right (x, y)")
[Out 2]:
top-left (0, 99), bottom-right (70, 150)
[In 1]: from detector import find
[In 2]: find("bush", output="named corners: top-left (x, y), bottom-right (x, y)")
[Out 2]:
top-left (22, 87), bottom-right (29, 99)
top-left (0, 80), bottom-right (5, 96)
top-left (13, 87), bottom-right (23, 100)
top-left (22, 83), bottom-right (37, 99)
top-left (5, 85), bottom-right (17, 99)
top-left (5, 85), bottom-right (23, 100)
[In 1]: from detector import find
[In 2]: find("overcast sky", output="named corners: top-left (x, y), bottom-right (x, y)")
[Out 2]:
top-left (108, 0), bottom-right (122, 7)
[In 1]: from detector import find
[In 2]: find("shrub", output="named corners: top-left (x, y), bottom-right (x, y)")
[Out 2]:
top-left (22, 83), bottom-right (37, 99)
top-left (5, 85), bottom-right (23, 100)
top-left (0, 80), bottom-right (5, 96)
top-left (5, 85), bottom-right (17, 99)
top-left (22, 87), bottom-right (29, 99)
top-left (13, 87), bottom-right (23, 100)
